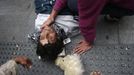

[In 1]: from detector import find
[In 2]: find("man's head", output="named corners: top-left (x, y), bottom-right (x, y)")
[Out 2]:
top-left (36, 25), bottom-right (64, 61)
top-left (40, 26), bottom-right (57, 43)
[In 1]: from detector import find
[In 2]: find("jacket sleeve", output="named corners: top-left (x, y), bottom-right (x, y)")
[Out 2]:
top-left (53, 0), bottom-right (67, 11)
top-left (0, 60), bottom-right (17, 75)
top-left (78, 0), bottom-right (107, 43)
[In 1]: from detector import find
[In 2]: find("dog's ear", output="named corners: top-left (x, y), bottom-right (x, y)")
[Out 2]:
top-left (55, 57), bottom-right (63, 66)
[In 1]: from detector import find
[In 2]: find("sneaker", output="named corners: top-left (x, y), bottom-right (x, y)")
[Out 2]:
top-left (104, 15), bottom-right (122, 22)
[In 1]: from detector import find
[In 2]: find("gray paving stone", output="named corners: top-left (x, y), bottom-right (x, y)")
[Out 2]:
top-left (95, 17), bottom-right (119, 45)
top-left (0, 42), bottom-right (133, 75)
top-left (118, 16), bottom-right (134, 44)
top-left (0, 0), bottom-right (36, 42)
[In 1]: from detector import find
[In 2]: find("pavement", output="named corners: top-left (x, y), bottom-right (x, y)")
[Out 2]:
top-left (0, 0), bottom-right (133, 75)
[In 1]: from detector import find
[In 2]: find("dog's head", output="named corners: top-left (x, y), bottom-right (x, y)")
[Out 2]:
top-left (55, 56), bottom-right (66, 70)
top-left (55, 54), bottom-right (81, 69)
top-left (55, 54), bottom-right (84, 75)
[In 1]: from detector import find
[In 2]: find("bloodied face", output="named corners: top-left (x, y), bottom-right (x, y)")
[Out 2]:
top-left (36, 26), bottom-right (64, 61)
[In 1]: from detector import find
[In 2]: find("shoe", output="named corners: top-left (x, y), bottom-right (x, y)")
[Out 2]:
top-left (104, 15), bottom-right (122, 22)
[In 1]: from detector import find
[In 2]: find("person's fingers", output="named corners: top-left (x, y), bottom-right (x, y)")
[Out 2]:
top-left (74, 45), bottom-right (92, 54)
top-left (73, 43), bottom-right (83, 52)
top-left (25, 64), bottom-right (31, 69)
top-left (41, 24), bottom-right (45, 29)
top-left (75, 50), bottom-right (82, 54)
top-left (41, 21), bottom-right (48, 29)
top-left (94, 71), bottom-right (97, 75)
top-left (74, 41), bottom-right (84, 49)
top-left (27, 57), bottom-right (32, 62)
top-left (91, 71), bottom-right (97, 75)
top-left (73, 44), bottom-right (83, 51)
top-left (95, 71), bottom-right (101, 75)
top-left (40, 27), bottom-right (44, 32)
top-left (75, 47), bottom-right (88, 54)
top-left (77, 50), bottom-right (85, 54)
top-left (74, 45), bottom-right (80, 51)
top-left (40, 26), bottom-right (46, 32)
top-left (77, 40), bottom-right (84, 44)
top-left (74, 47), bottom-right (81, 53)
top-left (90, 71), bottom-right (101, 75)
top-left (78, 49), bottom-right (88, 54)
top-left (23, 62), bottom-right (32, 69)
top-left (26, 58), bottom-right (32, 68)
top-left (41, 18), bottom-right (53, 27)
top-left (41, 24), bottom-right (50, 32)
top-left (22, 65), bottom-right (26, 68)
top-left (74, 46), bottom-right (87, 54)
top-left (98, 71), bottom-right (101, 75)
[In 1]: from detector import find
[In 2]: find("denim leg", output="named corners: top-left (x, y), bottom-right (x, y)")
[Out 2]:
top-left (67, 0), bottom-right (78, 15)
top-left (101, 4), bottom-right (134, 17)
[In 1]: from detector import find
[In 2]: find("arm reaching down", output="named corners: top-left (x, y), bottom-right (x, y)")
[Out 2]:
top-left (41, 0), bottom-right (67, 30)
top-left (74, 0), bottom-right (107, 54)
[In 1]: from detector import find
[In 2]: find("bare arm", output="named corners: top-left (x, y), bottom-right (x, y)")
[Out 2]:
top-left (41, 9), bottom-right (59, 29)
top-left (41, 0), bottom-right (67, 30)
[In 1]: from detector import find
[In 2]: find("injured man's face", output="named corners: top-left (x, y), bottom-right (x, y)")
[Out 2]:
top-left (36, 26), bottom-right (64, 61)
top-left (40, 26), bottom-right (57, 45)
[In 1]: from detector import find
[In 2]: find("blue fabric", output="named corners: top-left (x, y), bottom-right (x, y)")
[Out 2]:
top-left (34, 0), bottom-right (72, 15)
top-left (34, 0), bottom-right (55, 14)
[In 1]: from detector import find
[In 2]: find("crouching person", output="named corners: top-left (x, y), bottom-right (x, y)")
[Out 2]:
top-left (0, 56), bottom-right (32, 75)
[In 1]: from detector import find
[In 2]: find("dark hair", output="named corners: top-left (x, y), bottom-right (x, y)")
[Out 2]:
top-left (36, 24), bottom-right (67, 62)
top-left (36, 38), bottom-right (64, 61)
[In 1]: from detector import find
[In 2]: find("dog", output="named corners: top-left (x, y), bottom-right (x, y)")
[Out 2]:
top-left (55, 54), bottom-right (84, 75)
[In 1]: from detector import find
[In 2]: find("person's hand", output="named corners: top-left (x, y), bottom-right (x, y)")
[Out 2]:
top-left (90, 71), bottom-right (101, 75)
top-left (14, 56), bottom-right (32, 69)
top-left (41, 17), bottom-right (54, 31)
top-left (73, 40), bottom-right (93, 54)
top-left (40, 26), bottom-right (53, 39)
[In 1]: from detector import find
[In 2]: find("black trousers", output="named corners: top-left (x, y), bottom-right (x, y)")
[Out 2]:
top-left (66, 0), bottom-right (134, 17)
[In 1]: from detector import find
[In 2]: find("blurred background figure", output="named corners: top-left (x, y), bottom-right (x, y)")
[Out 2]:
top-left (0, 56), bottom-right (32, 75)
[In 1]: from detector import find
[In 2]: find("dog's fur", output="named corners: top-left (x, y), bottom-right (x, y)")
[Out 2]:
top-left (55, 54), bottom-right (84, 75)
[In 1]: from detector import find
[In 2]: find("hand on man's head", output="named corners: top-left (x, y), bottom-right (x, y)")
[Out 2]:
top-left (40, 26), bottom-right (57, 44)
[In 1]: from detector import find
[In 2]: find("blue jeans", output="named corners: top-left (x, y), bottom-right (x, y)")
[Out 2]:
top-left (34, 0), bottom-right (71, 15)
